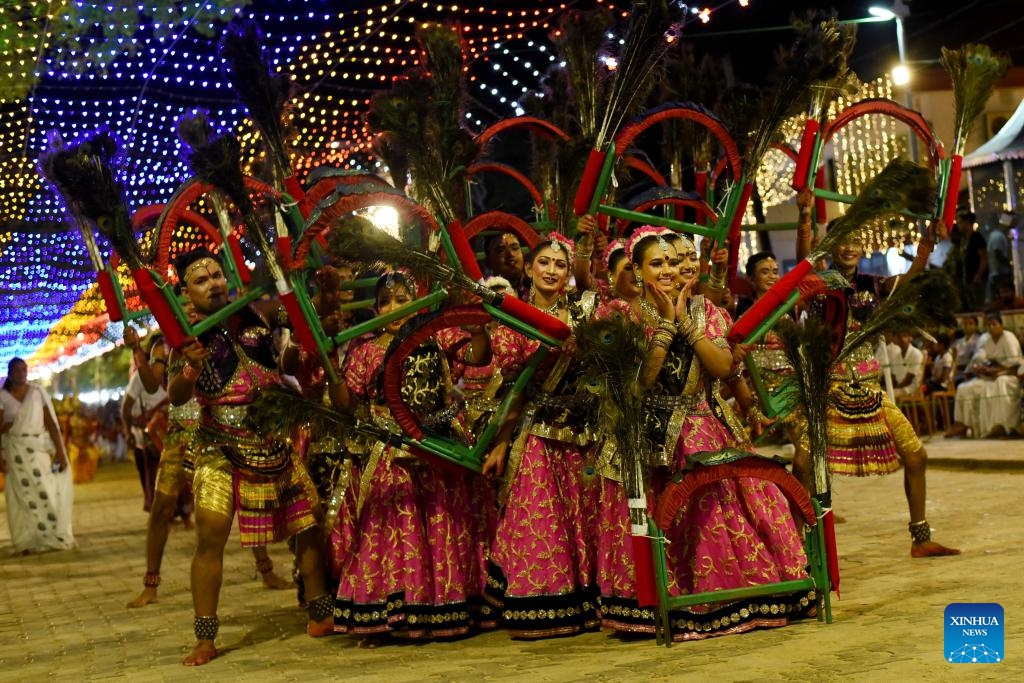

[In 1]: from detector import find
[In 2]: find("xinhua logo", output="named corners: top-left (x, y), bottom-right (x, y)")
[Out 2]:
top-left (944, 603), bottom-right (1003, 663)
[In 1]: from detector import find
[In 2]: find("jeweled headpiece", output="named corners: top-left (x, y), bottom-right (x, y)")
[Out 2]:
top-left (626, 225), bottom-right (668, 261)
top-left (603, 239), bottom-right (626, 272)
top-left (543, 231), bottom-right (575, 261)
top-left (659, 228), bottom-right (695, 253)
top-left (375, 268), bottom-right (417, 298)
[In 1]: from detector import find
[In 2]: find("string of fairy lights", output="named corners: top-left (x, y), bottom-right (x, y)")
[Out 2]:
top-left (0, 0), bottom-right (921, 377)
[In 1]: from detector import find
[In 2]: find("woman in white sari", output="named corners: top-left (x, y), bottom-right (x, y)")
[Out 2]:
top-left (0, 357), bottom-right (74, 554)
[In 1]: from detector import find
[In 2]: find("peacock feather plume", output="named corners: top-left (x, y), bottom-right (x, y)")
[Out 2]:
top-left (941, 43), bottom-right (1010, 156)
top-left (218, 18), bottom-right (296, 182)
top-left (788, 11), bottom-right (859, 122)
top-left (367, 23), bottom-right (476, 226)
top-left (814, 158), bottom-right (935, 259)
top-left (176, 109), bottom-right (252, 213)
top-left (839, 269), bottom-right (960, 361)
top-left (38, 128), bottom-right (143, 270)
top-left (247, 384), bottom-right (357, 441)
top-left (326, 214), bottom-right (494, 303)
top-left (594, 0), bottom-right (681, 148)
top-left (574, 312), bottom-right (650, 505)
top-left (775, 315), bottom-right (837, 500)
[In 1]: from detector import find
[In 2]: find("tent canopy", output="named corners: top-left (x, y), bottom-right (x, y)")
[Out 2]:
top-left (964, 97), bottom-right (1024, 168)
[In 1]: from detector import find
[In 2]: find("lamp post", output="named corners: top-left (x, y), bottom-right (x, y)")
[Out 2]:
top-left (869, 0), bottom-right (917, 162)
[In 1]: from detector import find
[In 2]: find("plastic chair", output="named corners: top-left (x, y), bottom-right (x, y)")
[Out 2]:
top-left (648, 454), bottom-right (832, 646)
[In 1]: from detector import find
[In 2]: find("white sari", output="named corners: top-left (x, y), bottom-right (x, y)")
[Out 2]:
top-left (1, 384), bottom-right (75, 553)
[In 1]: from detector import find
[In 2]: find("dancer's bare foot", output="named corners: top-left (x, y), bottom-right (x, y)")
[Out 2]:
top-left (944, 422), bottom-right (969, 438)
top-left (912, 540), bottom-right (961, 558)
top-left (307, 617), bottom-right (334, 637)
top-left (183, 640), bottom-right (218, 666)
top-left (261, 570), bottom-right (293, 590)
top-left (126, 587), bottom-right (158, 608)
top-left (358, 634), bottom-right (388, 649)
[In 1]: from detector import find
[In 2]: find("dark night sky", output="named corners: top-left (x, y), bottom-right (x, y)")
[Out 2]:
top-left (678, 0), bottom-right (1023, 85)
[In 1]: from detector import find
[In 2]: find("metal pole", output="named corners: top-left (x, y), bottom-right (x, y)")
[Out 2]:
top-left (894, 14), bottom-right (919, 163)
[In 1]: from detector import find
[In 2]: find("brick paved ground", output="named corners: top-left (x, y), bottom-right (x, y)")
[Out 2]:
top-left (0, 437), bottom-right (1020, 682)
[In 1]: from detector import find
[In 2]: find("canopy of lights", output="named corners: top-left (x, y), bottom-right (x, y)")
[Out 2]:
top-left (0, 0), bottom-right (911, 377)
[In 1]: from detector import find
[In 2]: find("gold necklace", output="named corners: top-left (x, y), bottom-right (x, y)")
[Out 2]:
top-left (531, 292), bottom-right (562, 315)
top-left (638, 297), bottom-right (660, 324)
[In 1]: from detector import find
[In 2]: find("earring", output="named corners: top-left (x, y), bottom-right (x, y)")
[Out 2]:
top-left (635, 275), bottom-right (643, 287)
top-left (529, 282), bottom-right (537, 304)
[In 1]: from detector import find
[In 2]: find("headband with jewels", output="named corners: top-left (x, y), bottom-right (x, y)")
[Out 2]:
top-left (174, 247), bottom-right (223, 285)
top-left (603, 238), bottom-right (626, 272)
top-left (626, 225), bottom-right (673, 261)
top-left (540, 231), bottom-right (574, 261)
top-left (375, 268), bottom-right (417, 297)
top-left (659, 228), bottom-right (695, 253)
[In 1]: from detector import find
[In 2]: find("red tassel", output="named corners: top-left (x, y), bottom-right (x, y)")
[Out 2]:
top-left (727, 259), bottom-right (813, 344)
top-left (447, 220), bottom-right (484, 281)
top-left (498, 296), bottom-right (572, 341)
top-left (941, 155), bottom-right (963, 231)
top-left (814, 167), bottom-right (828, 223)
top-left (632, 534), bottom-right (658, 608)
top-left (573, 147), bottom-right (608, 217)
top-left (97, 270), bottom-right (123, 322)
top-left (226, 235), bottom-right (251, 285)
top-left (131, 268), bottom-right (187, 348)
top-left (278, 290), bottom-right (320, 356)
top-left (791, 119), bottom-right (820, 191)
top-left (821, 508), bottom-right (840, 597)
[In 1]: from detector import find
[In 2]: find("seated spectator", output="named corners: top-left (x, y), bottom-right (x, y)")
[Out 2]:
top-left (945, 312), bottom-right (1022, 439)
top-left (987, 274), bottom-right (1024, 312)
top-left (952, 315), bottom-right (981, 386)
top-left (887, 331), bottom-right (924, 399)
top-left (923, 333), bottom-right (954, 395)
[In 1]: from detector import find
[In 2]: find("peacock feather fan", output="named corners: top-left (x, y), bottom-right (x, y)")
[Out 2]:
top-left (594, 0), bottom-right (681, 148)
top-left (218, 18), bottom-right (296, 181)
top-left (839, 269), bottom-right (960, 361)
top-left (574, 312), bottom-right (651, 501)
top-left (657, 43), bottom-right (728, 183)
top-left (774, 315), bottom-right (837, 500)
top-left (176, 109), bottom-right (252, 214)
top-left (38, 128), bottom-right (143, 270)
top-left (814, 158), bottom-right (935, 259)
top-left (326, 214), bottom-right (489, 301)
top-left (787, 11), bottom-right (859, 122)
top-left (366, 23), bottom-right (476, 226)
top-left (551, 7), bottom-right (613, 142)
top-left (247, 384), bottom-right (357, 442)
top-left (941, 43), bottom-right (1010, 156)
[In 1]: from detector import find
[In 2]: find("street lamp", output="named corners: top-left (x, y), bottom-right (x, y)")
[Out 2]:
top-left (869, 0), bottom-right (917, 161)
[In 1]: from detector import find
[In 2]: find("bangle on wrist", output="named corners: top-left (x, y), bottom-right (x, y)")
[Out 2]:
top-left (181, 363), bottom-right (201, 381)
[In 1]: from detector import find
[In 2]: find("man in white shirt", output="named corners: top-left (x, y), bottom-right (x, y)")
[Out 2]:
top-left (121, 357), bottom-right (169, 512)
top-left (946, 312), bottom-right (1023, 438)
top-left (887, 332), bottom-right (924, 399)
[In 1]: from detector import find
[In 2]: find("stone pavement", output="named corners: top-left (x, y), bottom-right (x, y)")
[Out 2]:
top-left (1, 439), bottom-right (1022, 683)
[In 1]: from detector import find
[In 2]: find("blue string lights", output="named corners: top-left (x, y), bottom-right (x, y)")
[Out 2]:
top-left (2, 0), bottom-right (757, 374)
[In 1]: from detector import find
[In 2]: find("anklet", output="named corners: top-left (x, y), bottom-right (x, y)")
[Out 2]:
top-left (306, 594), bottom-right (334, 622)
top-left (194, 615), bottom-right (219, 641)
top-left (143, 572), bottom-right (161, 588)
top-left (256, 557), bottom-right (274, 575)
top-left (909, 520), bottom-right (931, 544)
